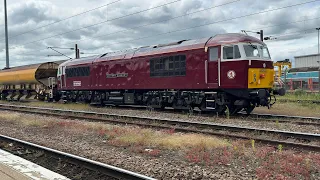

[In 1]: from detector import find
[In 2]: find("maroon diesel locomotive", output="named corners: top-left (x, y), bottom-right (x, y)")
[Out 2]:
top-left (57, 33), bottom-right (285, 114)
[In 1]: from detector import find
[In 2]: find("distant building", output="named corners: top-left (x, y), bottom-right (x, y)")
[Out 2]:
top-left (294, 53), bottom-right (320, 68)
top-left (281, 54), bottom-right (320, 91)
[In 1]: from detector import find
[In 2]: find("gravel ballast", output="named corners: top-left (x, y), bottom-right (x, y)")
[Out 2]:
top-left (0, 110), bottom-right (319, 179)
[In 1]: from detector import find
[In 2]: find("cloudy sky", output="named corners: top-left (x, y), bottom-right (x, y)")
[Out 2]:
top-left (0, 0), bottom-right (319, 67)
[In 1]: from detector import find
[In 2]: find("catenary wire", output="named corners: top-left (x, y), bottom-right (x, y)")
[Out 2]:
top-left (97, 0), bottom-right (320, 51)
top-left (7, 0), bottom-right (320, 57)
top-left (0, 0), bottom-right (121, 41)
top-left (6, 0), bottom-right (240, 51)
top-left (14, 0), bottom-right (182, 47)
top-left (60, 0), bottom-right (243, 47)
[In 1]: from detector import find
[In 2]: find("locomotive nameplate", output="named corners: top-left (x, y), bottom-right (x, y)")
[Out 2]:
top-left (106, 73), bottom-right (128, 78)
top-left (73, 81), bottom-right (81, 87)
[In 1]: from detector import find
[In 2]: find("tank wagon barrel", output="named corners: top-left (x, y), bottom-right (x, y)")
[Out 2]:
top-left (0, 61), bottom-right (65, 101)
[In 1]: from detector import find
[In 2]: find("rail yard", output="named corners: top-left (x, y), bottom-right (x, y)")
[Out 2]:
top-left (0, 100), bottom-right (319, 179)
top-left (0, 0), bottom-right (320, 179)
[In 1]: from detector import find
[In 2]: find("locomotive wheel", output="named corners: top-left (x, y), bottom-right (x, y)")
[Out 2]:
top-left (146, 98), bottom-right (165, 110)
top-left (187, 105), bottom-right (194, 114)
top-left (244, 104), bottom-right (255, 115)
top-left (227, 104), bottom-right (243, 116)
top-left (182, 104), bottom-right (194, 114)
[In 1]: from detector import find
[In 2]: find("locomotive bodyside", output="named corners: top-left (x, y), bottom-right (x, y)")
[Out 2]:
top-left (57, 33), bottom-right (284, 114)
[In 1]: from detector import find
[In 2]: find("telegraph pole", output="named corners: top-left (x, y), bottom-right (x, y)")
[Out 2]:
top-left (4, 0), bottom-right (9, 69)
top-left (259, 30), bottom-right (263, 42)
top-left (317, 28), bottom-right (320, 54)
top-left (318, 60), bottom-right (320, 93)
top-left (75, 44), bottom-right (80, 59)
top-left (317, 28), bottom-right (320, 92)
top-left (241, 30), bottom-right (264, 41)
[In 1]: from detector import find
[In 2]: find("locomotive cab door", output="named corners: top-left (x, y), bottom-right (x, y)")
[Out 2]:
top-left (206, 46), bottom-right (220, 87)
top-left (60, 66), bottom-right (66, 88)
top-left (219, 45), bottom-right (242, 88)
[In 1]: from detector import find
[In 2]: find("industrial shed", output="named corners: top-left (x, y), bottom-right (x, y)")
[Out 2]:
top-left (294, 53), bottom-right (320, 68)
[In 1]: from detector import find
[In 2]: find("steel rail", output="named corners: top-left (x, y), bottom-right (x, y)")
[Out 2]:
top-left (249, 112), bottom-right (320, 121)
top-left (0, 134), bottom-right (155, 180)
top-left (103, 103), bottom-right (320, 126)
top-left (0, 103), bottom-right (319, 151)
top-left (238, 112), bottom-right (320, 126)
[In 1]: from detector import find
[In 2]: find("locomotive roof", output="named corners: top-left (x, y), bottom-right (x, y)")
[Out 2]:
top-left (61, 33), bottom-right (264, 67)
top-left (60, 55), bottom-right (99, 67)
top-left (207, 33), bottom-right (265, 46)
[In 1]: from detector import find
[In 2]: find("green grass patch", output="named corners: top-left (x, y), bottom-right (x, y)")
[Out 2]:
top-left (279, 89), bottom-right (320, 101)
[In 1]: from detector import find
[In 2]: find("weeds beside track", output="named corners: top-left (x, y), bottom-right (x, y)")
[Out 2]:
top-left (0, 134), bottom-right (154, 180)
top-left (0, 103), bottom-right (319, 151)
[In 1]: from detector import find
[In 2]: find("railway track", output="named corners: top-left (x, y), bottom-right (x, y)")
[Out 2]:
top-left (0, 103), bottom-right (319, 151)
top-left (97, 103), bottom-right (320, 126)
top-left (0, 134), bottom-right (155, 180)
top-left (102, 104), bottom-right (320, 126)
top-left (242, 113), bottom-right (320, 126)
top-left (2, 101), bottom-right (320, 126)
top-left (102, 103), bottom-right (320, 126)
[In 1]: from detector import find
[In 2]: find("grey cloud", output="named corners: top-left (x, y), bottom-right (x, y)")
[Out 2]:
top-left (0, 0), bottom-right (319, 68)
top-left (9, 1), bottom-right (56, 24)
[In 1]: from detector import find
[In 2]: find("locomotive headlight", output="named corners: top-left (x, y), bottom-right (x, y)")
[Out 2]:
top-left (260, 74), bottom-right (265, 78)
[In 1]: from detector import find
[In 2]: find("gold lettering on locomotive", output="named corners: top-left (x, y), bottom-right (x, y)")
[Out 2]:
top-left (106, 73), bottom-right (128, 78)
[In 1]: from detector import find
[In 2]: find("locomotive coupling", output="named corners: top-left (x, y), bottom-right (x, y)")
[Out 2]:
top-left (249, 89), bottom-right (267, 98)
top-left (272, 88), bottom-right (286, 96)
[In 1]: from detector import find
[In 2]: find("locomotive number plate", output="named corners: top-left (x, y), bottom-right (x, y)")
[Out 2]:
top-left (73, 81), bottom-right (81, 87)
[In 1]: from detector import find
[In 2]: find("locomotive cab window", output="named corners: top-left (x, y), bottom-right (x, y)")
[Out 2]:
top-left (223, 45), bottom-right (241, 60)
top-left (209, 47), bottom-right (219, 61)
top-left (243, 43), bottom-right (271, 59)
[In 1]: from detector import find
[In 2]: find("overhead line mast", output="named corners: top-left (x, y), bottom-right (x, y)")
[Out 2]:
top-left (4, 0), bottom-right (9, 69)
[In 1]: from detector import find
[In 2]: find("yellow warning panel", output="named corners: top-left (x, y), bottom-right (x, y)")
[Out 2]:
top-left (248, 68), bottom-right (274, 89)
